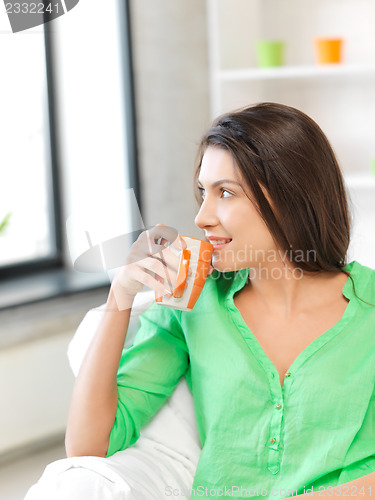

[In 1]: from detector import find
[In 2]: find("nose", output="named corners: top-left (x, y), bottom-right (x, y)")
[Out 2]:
top-left (194, 197), bottom-right (219, 229)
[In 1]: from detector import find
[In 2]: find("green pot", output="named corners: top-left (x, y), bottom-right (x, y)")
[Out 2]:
top-left (255, 40), bottom-right (285, 68)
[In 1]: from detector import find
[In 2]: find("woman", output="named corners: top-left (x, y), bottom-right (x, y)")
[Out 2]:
top-left (31, 103), bottom-right (375, 499)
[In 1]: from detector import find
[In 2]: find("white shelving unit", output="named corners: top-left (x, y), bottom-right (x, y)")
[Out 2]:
top-left (206, 0), bottom-right (375, 267)
top-left (217, 62), bottom-right (375, 83)
top-left (345, 174), bottom-right (375, 190)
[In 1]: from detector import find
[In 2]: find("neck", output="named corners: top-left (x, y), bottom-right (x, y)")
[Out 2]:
top-left (245, 260), bottom-right (345, 318)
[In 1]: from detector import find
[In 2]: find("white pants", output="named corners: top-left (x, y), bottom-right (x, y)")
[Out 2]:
top-left (24, 437), bottom-right (197, 500)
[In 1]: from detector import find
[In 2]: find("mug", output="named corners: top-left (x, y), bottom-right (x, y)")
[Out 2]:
top-left (155, 236), bottom-right (213, 311)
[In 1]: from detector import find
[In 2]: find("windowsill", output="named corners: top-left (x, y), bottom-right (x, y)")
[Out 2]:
top-left (0, 269), bottom-right (111, 349)
top-left (0, 268), bottom-right (110, 311)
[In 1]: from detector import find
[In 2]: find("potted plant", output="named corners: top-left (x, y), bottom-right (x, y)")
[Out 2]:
top-left (0, 213), bottom-right (11, 234)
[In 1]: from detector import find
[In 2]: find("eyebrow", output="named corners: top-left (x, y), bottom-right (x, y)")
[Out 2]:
top-left (196, 179), bottom-right (242, 188)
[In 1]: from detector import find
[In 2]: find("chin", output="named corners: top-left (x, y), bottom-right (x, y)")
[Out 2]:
top-left (212, 259), bottom-right (249, 273)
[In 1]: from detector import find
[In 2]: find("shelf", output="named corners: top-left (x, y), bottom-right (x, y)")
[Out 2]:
top-left (217, 62), bottom-right (375, 82)
top-left (344, 174), bottom-right (375, 189)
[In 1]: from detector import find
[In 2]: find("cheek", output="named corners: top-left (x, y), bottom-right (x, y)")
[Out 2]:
top-left (230, 207), bottom-right (258, 236)
top-left (220, 204), bottom-right (247, 230)
top-left (234, 209), bottom-right (275, 249)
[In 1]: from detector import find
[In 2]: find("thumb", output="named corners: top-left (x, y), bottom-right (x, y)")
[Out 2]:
top-left (178, 235), bottom-right (187, 250)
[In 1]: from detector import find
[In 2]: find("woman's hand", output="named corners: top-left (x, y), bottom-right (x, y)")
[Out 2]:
top-left (111, 224), bottom-right (187, 310)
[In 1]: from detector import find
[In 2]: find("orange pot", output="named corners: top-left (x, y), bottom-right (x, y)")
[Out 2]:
top-left (314, 38), bottom-right (343, 64)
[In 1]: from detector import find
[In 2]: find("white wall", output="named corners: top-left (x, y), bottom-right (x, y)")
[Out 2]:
top-left (0, 332), bottom-right (74, 456)
top-left (130, 0), bottom-right (210, 238)
top-left (0, 288), bottom-right (108, 458)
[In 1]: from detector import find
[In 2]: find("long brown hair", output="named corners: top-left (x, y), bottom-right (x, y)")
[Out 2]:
top-left (194, 102), bottom-right (352, 275)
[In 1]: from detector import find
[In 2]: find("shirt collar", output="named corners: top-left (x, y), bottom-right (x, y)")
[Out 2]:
top-left (225, 268), bottom-right (250, 304)
top-left (225, 260), bottom-right (370, 304)
top-left (341, 260), bottom-right (372, 302)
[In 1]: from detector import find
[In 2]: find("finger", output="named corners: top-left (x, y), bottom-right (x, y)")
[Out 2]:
top-left (139, 270), bottom-right (173, 296)
top-left (138, 256), bottom-right (177, 289)
top-left (175, 235), bottom-right (187, 251)
top-left (161, 248), bottom-right (193, 286)
top-left (148, 265), bottom-right (174, 291)
top-left (124, 259), bottom-right (174, 296)
top-left (145, 225), bottom-right (179, 254)
top-left (149, 225), bottom-right (178, 245)
top-left (154, 272), bottom-right (173, 297)
top-left (156, 245), bottom-right (183, 272)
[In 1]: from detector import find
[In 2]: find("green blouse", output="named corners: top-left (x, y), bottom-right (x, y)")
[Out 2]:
top-left (107, 260), bottom-right (375, 498)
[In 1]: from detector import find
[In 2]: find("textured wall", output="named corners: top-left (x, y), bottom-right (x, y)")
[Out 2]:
top-left (130, 0), bottom-right (210, 237)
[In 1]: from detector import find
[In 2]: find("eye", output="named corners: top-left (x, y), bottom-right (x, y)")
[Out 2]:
top-left (220, 189), bottom-right (232, 198)
top-left (197, 186), bottom-right (206, 199)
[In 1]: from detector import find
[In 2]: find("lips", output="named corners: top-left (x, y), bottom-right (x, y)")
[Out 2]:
top-left (206, 235), bottom-right (231, 240)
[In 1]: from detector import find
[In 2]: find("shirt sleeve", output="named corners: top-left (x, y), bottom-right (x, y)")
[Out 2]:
top-left (106, 302), bottom-right (189, 457)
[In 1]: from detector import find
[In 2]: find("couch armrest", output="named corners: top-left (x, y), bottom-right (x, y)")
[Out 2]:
top-left (66, 289), bottom-right (202, 463)
top-left (67, 290), bottom-right (155, 377)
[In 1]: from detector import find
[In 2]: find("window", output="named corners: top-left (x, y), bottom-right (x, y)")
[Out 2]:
top-left (0, 0), bottom-right (140, 307)
top-left (0, 22), bottom-right (59, 271)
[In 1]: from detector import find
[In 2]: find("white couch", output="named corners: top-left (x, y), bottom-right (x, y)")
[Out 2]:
top-left (24, 290), bottom-right (201, 500)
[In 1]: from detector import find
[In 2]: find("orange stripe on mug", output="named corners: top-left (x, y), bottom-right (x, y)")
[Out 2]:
top-left (173, 249), bottom-right (191, 298)
top-left (187, 240), bottom-right (213, 309)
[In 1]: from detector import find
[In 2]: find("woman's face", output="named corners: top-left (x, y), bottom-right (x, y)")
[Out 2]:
top-left (194, 146), bottom-right (278, 272)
